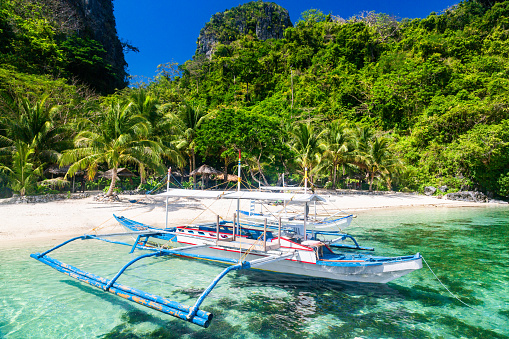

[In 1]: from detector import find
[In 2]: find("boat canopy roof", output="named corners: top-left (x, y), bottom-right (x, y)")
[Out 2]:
top-left (259, 186), bottom-right (304, 191)
top-left (156, 189), bottom-right (326, 203)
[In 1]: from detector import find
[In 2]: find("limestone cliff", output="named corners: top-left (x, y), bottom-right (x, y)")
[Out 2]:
top-left (37, 0), bottom-right (127, 90)
top-left (196, 1), bottom-right (292, 59)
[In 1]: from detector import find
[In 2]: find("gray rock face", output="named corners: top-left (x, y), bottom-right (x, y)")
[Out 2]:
top-left (38, 0), bottom-right (126, 88)
top-left (445, 191), bottom-right (488, 203)
top-left (438, 185), bottom-right (448, 193)
top-left (196, 2), bottom-right (292, 58)
top-left (424, 186), bottom-right (437, 196)
top-left (255, 4), bottom-right (291, 40)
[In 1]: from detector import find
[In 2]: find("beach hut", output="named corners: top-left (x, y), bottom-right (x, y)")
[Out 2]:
top-left (213, 173), bottom-right (239, 182)
top-left (190, 165), bottom-right (221, 188)
top-left (45, 165), bottom-right (84, 192)
top-left (46, 165), bottom-right (84, 177)
top-left (101, 168), bottom-right (137, 180)
top-left (101, 168), bottom-right (137, 191)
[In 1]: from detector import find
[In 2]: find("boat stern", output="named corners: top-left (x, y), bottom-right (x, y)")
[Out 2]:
top-left (382, 253), bottom-right (422, 273)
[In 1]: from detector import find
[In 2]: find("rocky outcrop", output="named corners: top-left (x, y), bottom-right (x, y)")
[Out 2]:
top-left (424, 186), bottom-right (437, 196)
top-left (196, 2), bottom-right (292, 58)
top-left (445, 191), bottom-right (488, 203)
top-left (38, 0), bottom-right (127, 89)
top-left (255, 3), bottom-right (291, 40)
top-left (2, 193), bottom-right (90, 204)
top-left (93, 193), bottom-right (120, 202)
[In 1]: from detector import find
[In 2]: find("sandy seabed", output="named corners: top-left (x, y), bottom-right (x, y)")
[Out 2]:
top-left (0, 192), bottom-right (491, 245)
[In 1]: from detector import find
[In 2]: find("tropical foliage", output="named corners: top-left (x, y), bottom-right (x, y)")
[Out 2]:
top-left (1, 0), bottom-right (509, 198)
top-left (60, 100), bottom-right (165, 196)
top-left (0, 0), bottom-right (125, 94)
top-left (0, 141), bottom-right (43, 196)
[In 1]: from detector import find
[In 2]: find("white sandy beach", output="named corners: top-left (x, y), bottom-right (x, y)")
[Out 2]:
top-left (0, 191), bottom-right (494, 245)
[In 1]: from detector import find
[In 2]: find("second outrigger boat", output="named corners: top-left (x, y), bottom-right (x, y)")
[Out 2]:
top-left (239, 179), bottom-right (355, 231)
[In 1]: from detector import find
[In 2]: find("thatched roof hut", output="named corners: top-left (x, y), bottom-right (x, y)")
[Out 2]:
top-left (189, 165), bottom-right (221, 188)
top-left (45, 165), bottom-right (83, 177)
top-left (213, 173), bottom-right (240, 182)
top-left (190, 164), bottom-right (221, 176)
top-left (101, 168), bottom-right (137, 180)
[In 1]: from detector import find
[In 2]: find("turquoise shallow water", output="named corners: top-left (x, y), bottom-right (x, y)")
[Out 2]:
top-left (1, 206), bottom-right (508, 338)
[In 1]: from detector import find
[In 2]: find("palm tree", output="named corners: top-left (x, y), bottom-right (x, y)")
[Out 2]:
top-left (168, 102), bottom-right (209, 185)
top-left (290, 122), bottom-right (325, 185)
top-left (243, 152), bottom-right (270, 187)
top-left (353, 126), bottom-right (375, 153)
top-left (319, 121), bottom-right (354, 189)
top-left (129, 88), bottom-right (159, 129)
top-left (357, 133), bottom-right (402, 191)
top-left (129, 89), bottom-right (183, 182)
top-left (320, 121), bottom-right (354, 188)
top-left (0, 93), bottom-right (64, 165)
top-left (60, 99), bottom-right (165, 196)
top-left (0, 141), bottom-right (43, 196)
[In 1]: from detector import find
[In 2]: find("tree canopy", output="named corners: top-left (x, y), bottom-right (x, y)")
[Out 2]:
top-left (2, 0), bottom-right (509, 198)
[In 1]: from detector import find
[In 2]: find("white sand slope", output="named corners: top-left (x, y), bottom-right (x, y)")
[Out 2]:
top-left (0, 192), bottom-right (489, 244)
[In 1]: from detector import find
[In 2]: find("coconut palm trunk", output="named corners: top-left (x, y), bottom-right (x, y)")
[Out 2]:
top-left (192, 150), bottom-right (196, 188)
top-left (106, 167), bottom-right (118, 196)
top-left (369, 171), bottom-right (375, 192)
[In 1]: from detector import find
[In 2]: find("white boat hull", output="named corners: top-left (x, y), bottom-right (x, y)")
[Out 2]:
top-left (183, 246), bottom-right (421, 283)
top-left (116, 216), bottom-right (422, 284)
top-left (163, 235), bottom-right (422, 284)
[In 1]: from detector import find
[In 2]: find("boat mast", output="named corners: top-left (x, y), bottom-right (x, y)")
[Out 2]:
top-left (237, 150), bottom-right (241, 192)
top-left (165, 167), bottom-right (171, 229)
top-left (237, 150), bottom-right (241, 240)
top-left (304, 167), bottom-right (308, 194)
top-left (304, 167), bottom-right (308, 238)
top-left (282, 172), bottom-right (287, 217)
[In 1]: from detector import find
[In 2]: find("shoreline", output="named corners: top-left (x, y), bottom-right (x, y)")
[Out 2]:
top-left (0, 192), bottom-right (505, 245)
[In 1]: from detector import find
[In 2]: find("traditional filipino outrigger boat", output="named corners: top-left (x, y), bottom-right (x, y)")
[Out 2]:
top-left (31, 158), bottom-right (422, 328)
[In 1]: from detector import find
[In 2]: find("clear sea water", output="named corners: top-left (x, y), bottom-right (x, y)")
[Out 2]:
top-left (1, 206), bottom-right (508, 338)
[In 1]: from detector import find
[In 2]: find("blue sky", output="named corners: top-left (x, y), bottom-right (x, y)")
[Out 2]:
top-left (113, 1), bottom-right (458, 81)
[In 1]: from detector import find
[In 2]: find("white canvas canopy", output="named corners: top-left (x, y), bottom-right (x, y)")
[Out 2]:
top-left (259, 186), bottom-right (303, 191)
top-left (156, 189), bottom-right (326, 203)
top-left (156, 189), bottom-right (229, 199)
top-left (223, 190), bottom-right (326, 203)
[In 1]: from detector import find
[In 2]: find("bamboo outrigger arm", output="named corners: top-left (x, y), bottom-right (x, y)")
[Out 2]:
top-left (186, 251), bottom-right (295, 320)
top-left (30, 232), bottom-right (296, 327)
top-left (31, 234), bottom-right (214, 327)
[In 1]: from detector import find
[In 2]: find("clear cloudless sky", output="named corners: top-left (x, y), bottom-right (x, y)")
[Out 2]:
top-left (113, 0), bottom-right (458, 81)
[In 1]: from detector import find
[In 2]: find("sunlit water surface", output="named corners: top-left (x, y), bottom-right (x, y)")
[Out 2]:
top-left (1, 206), bottom-right (508, 338)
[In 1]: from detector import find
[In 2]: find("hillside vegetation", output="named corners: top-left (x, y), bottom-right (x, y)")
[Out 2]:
top-left (2, 0), bottom-right (509, 198)
top-left (0, 0), bottom-right (126, 94)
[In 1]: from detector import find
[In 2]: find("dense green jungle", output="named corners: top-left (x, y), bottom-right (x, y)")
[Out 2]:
top-left (1, 0), bottom-right (509, 199)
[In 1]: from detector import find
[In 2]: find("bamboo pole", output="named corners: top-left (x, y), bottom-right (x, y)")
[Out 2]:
top-left (263, 218), bottom-right (267, 252)
top-left (233, 213), bottom-right (236, 241)
top-left (216, 215), bottom-right (220, 243)
top-left (278, 217), bottom-right (282, 247)
top-left (165, 167), bottom-right (171, 229)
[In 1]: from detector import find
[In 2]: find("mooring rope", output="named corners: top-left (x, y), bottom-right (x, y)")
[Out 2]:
top-left (240, 231), bottom-right (265, 261)
top-left (422, 256), bottom-right (473, 309)
top-left (90, 197), bottom-right (148, 233)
